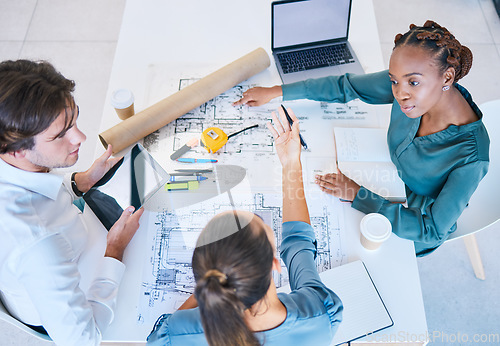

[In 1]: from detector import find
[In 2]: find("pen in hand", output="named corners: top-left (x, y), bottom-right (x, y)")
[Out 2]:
top-left (280, 104), bottom-right (308, 150)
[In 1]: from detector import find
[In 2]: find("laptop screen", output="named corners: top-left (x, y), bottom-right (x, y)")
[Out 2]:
top-left (272, 0), bottom-right (351, 50)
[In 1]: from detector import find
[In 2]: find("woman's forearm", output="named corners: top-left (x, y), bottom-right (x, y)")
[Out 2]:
top-left (282, 161), bottom-right (310, 224)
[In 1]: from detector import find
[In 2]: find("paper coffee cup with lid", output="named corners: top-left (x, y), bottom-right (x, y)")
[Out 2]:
top-left (360, 213), bottom-right (392, 250)
top-left (111, 88), bottom-right (135, 120)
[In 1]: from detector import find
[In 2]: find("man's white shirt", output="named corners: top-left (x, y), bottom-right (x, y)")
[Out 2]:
top-left (0, 157), bottom-right (125, 346)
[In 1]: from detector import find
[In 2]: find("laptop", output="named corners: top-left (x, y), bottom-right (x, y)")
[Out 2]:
top-left (272, 0), bottom-right (364, 84)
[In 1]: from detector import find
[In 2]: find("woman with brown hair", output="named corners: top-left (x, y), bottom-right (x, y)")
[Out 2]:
top-left (233, 20), bottom-right (489, 256)
top-left (147, 107), bottom-right (343, 345)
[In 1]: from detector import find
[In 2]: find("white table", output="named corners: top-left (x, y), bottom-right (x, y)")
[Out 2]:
top-left (96, 0), bottom-right (427, 343)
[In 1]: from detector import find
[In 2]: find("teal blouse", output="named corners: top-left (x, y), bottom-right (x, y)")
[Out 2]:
top-left (146, 221), bottom-right (343, 345)
top-left (282, 71), bottom-right (490, 256)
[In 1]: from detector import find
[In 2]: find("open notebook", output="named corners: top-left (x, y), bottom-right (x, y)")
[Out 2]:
top-left (334, 127), bottom-right (406, 203)
top-left (278, 260), bottom-right (393, 345)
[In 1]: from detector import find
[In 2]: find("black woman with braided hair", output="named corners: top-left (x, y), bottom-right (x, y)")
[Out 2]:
top-left (233, 20), bottom-right (489, 256)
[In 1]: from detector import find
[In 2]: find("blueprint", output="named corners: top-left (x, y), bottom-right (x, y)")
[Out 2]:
top-left (142, 71), bottom-right (380, 190)
top-left (136, 66), bottom-right (381, 326)
top-left (137, 191), bottom-right (346, 325)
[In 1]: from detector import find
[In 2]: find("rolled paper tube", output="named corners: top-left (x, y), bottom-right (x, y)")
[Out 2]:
top-left (99, 47), bottom-right (271, 154)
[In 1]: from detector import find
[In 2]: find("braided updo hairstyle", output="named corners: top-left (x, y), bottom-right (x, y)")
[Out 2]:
top-left (394, 20), bottom-right (473, 82)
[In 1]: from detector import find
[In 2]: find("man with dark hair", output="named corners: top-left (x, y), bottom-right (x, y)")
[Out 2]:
top-left (0, 59), bottom-right (144, 345)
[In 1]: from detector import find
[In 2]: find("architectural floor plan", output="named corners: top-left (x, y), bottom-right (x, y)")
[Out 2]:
top-left (137, 191), bottom-right (346, 325)
top-left (143, 75), bottom-right (379, 189)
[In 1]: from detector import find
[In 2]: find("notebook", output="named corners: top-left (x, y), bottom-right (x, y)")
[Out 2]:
top-left (277, 260), bottom-right (394, 345)
top-left (334, 127), bottom-right (406, 203)
top-left (271, 0), bottom-right (364, 84)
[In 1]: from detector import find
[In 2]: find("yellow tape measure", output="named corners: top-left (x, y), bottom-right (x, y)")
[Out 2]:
top-left (201, 124), bottom-right (259, 154)
top-left (201, 127), bottom-right (228, 153)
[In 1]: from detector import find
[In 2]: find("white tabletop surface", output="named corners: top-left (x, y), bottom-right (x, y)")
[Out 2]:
top-left (95, 0), bottom-right (427, 342)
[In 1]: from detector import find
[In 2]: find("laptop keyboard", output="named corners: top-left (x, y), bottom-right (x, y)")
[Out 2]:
top-left (277, 43), bottom-right (355, 74)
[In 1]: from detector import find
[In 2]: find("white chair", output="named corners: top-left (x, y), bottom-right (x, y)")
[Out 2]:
top-left (0, 298), bottom-right (52, 342)
top-left (446, 99), bottom-right (500, 280)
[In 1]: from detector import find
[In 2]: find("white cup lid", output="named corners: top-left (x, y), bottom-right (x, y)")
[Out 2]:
top-left (360, 213), bottom-right (392, 242)
top-left (111, 88), bottom-right (134, 109)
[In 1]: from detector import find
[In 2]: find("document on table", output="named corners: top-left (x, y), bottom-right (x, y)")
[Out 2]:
top-left (137, 191), bottom-right (348, 326)
top-left (334, 127), bottom-right (406, 203)
top-left (278, 260), bottom-right (393, 345)
top-left (325, 260), bottom-right (393, 345)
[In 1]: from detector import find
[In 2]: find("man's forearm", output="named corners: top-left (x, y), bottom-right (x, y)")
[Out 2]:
top-left (73, 172), bottom-right (93, 194)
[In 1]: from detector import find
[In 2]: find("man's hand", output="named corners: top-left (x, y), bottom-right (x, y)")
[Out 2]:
top-left (74, 145), bottom-right (121, 193)
top-left (105, 206), bottom-right (144, 262)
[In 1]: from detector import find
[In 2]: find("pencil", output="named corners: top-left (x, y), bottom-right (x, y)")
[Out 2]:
top-left (280, 104), bottom-right (308, 150)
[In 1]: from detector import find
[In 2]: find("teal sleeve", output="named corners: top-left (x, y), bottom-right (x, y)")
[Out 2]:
top-left (280, 221), bottom-right (343, 328)
top-left (147, 314), bottom-right (173, 345)
top-left (352, 161), bottom-right (489, 247)
top-left (281, 70), bottom-right (394, 105)
top-left (280, 221), bottom-right (319, 292)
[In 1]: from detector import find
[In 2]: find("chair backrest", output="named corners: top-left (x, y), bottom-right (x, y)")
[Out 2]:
top-left (0, 297), bottom-right (52, 342)
top-left (448, 100), bottom-right (500, 240)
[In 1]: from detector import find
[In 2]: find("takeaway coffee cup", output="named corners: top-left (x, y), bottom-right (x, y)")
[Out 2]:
top-left (360, 213), bottom-right (392, 250)
top-left (111, 88), bottom-right (135, 120)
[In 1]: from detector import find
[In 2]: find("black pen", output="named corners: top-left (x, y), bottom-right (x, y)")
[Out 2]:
top-left (280, 104), bottom-right (308, 150)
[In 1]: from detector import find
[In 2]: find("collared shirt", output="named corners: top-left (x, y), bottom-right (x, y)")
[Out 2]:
top-left (146, 221), bottom-right (343, 346)
top-left (282, 71), bottom-right (490, 255)
top-left (0, 157), bottom-right (125, 346)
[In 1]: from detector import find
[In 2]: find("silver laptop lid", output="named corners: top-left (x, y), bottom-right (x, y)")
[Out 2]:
top-left (272, 0), bottom-right (352, 51)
